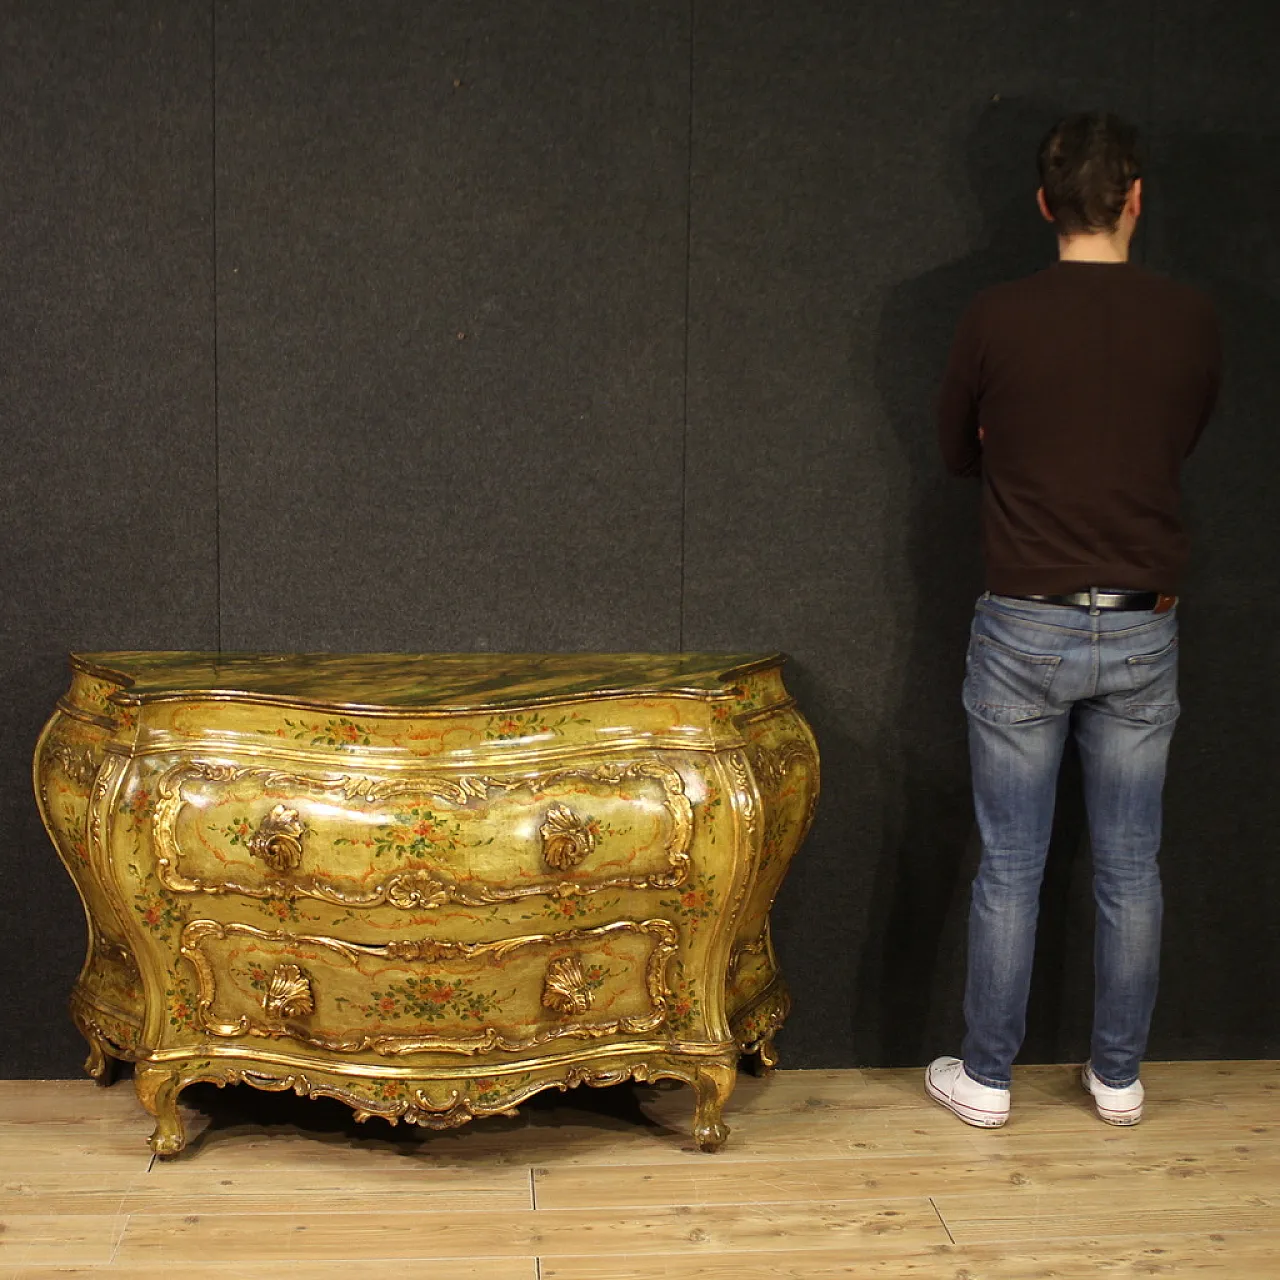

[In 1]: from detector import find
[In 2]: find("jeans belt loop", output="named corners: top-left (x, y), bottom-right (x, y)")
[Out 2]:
top-left (1089, 587), bottom-right (1100, 617)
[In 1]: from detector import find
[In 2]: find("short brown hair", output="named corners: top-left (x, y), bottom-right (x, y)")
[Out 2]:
top-left (1037, 113), bottom-right (1141, 235)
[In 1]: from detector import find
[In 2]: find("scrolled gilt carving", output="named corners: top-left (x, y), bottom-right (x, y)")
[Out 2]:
top-left (383, 937), bottom-right (449, 962)
top-left (380, 870), bottom-right (443, 910)
top-left (49, 738), bottom-right (101, 788)
top-left (725, 749), bottom-right (760, 839)
top-left (540, 804), bottom-right (596, 871)
top-left (728, 924), bottom-right (771, 976)
top-left (541, 955), bottom-right (593, 1016)
top-left (152, 758), bottom-right (694, 908)
top-left (180, 917), bottom-right (678, 1056)
top-left (153, 1051), bottom-right (734, 1138)
top-left (749, 738), bottom-right (816, 794)
top-left (248, 805), bottom-right (306, 873)
top-left (262, 964), bottom-right (314, 1020)
top-left (730, 975), bottom-right (792, 1058)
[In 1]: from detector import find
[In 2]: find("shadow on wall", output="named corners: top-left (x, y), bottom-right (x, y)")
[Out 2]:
top-left (1147, 129), bottom-right (1280, 1054)
top-left (855, 96), bottom-right (1100, 1067)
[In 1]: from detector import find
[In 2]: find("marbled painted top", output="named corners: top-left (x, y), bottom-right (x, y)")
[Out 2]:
top-left (70, 652), bottom-right (784, 712)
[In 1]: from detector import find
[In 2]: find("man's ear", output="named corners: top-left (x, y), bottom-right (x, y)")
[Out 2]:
top-left (1128, 176), bottom-right (1143, 220)
top-left (1036, 187), bottom-right (1055, 223)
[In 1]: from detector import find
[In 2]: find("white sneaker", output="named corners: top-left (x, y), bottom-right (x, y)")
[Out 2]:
top-left (925, 1057), bottom-right (1010, 1128)
top-left (1082, 1063), bottom-right (1144, 1125)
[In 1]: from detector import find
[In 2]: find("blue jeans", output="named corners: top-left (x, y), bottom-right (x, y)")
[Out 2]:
top-left (961, 592), bottom-right (1180, 1090)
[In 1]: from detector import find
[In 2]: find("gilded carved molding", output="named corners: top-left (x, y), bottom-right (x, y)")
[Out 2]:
top-left (48, 737), bottom-right (102, 788)
top-left (153, 759), bottom-right (693, 908)
top-left (539, 804), bottom-right (595, 870)
top-left (179, 917), bottom-right (678, 1056)
top-left (140, 1049), bottom-right (738, 1141)
top-left (263, 964), bottom-right (315, 1020)
top-left (728, 923), bottom-right (772, 977)
top-left (725, 750), bottom-right (760, 839)
top-left (749, 738), bottom-right (816, 794)
top-left (248, 805), bottom-right (306, 873)
top-left (541, 955), bottom-right (593, 1016)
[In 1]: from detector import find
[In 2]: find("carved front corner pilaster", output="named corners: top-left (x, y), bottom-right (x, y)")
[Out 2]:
top-left (263, 964), bottom-right (314, 1020)
top-left (542, 955), bottom-right (592, 1016)
top-left (540, 804), bottom-right (595, 871)
top-left (248, 805), bottom-right (305, 874)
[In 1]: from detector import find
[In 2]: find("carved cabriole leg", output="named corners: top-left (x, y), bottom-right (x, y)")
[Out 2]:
top-left (691, 1060), bottom-right (736, 1152)
top-left (73, 1013), bottom-right (119, 1087)
top-left (83, 1036), bottom-right (118, 1086)
top-left (756, 1035), bottom-right (780, 1074)
top-left (134, 1065), bottom-right (186, 1156)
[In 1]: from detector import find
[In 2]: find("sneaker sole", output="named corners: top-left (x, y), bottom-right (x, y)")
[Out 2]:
top-left (1081, 1068), bottom-right (1143, 1126)
top-left (925, 1073), bottom-right (1009, 1128)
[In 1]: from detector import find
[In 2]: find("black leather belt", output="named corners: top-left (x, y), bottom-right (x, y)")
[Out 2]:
top-left (1012, 590), bottom-right (1175, 613)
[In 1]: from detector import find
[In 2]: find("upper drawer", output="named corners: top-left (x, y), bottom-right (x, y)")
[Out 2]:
top-left (151, 757), bottom-right (692, 909)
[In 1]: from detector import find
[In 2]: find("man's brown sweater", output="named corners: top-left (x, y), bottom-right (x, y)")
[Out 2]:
top-left (938, 260), bottom-right (1221, 595)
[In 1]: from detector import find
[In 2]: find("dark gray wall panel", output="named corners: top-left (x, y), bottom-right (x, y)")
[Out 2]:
top-left (215, 2), bottom-right (689, 652)
top-left (0, 3), bottom-right (216, 1074)
top-left (6, 0), bottom-right (1279, 1081)
top-left (683, 1), bottom-right (1155, 1068)
top-left (1143, 2), bottom-right (1280, 1058)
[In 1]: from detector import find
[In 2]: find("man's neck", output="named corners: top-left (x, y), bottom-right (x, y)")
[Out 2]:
top-left (1057, 232), bottom-right (1131, 264)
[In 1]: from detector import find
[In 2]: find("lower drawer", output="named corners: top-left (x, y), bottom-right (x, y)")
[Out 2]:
top-left (179, 918), bottom-right (678, 1056)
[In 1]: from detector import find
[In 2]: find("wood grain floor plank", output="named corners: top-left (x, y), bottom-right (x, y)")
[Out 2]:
top-left (540, 1228), bottom-right (1280, 1278)
top-left (0, 1214), bottom-right (125, 1267)
top-left (534, 1147), bottom-right (1280, 1209)
top-left (0, 1064), bottom-right (1275, 1277)
top-left (110, 1200), bottom-right (945, 1264)
top-left (2, 1261), bottom-right (537, 1279)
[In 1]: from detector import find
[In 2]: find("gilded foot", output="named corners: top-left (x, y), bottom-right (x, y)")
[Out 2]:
top-left (134, 1065), bottom-right (187, 1156)
top-left (691, 1061), bottom-right (735, 1153)
top-left (83, 1035), bottom-right (117, 1086)
top-left (756, 1036), bottom-right (780, 1073)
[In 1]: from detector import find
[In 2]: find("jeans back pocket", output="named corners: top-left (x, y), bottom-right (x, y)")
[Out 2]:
top-left (964, 632), bottom-right (1063, 725)
top-left (1124, 635), bottom-right (1180, 725)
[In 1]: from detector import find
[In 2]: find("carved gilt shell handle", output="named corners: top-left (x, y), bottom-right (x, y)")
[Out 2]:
top-left (541, 955), bottom-right (593, 1016)
top-left (540, 804), bottom-right (595, 871)
top-left (248, 805), bottom-right (305, 873)
top-left (262, 963), bottom-right (314, 1020)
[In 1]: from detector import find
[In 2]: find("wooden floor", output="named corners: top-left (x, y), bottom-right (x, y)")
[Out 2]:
top-left (1, 1061), bottom-right (1277, 1278)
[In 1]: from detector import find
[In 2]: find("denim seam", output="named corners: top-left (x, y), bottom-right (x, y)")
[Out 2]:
top-left (964, 1064), bottom-right (1010, 1090)
top-left (1091, 1068), bottom-right (1139, 1090)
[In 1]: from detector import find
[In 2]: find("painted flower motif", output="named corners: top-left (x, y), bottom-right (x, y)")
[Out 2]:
top-left (369, 805), bottom-right (465, 861)
top-left (273, 717), bottom-right (376, 749)
top-left (223, 817), bottom-right (254, 845)
top-left (357, 976), bottom-right (498, 1024)
top-left (660, 875), bottom-right (717, 937)
top-left (482, 710), bottom-right (591, 742)
top-left (666, 959), bottom-right (702, 1034)
top-left (264, 897), bottom-right (302, 923)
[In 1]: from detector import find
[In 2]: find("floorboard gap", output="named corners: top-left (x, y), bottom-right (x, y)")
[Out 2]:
top-left (930, 1195), bottom-right (957, 1245)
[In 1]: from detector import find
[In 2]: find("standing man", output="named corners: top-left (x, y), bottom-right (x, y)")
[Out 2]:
top-left (925, 113), bottom-right (1221, 1128)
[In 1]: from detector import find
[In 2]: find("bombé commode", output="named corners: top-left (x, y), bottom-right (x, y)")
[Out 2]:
top-left (34, 652), bottom-right (818, 1155)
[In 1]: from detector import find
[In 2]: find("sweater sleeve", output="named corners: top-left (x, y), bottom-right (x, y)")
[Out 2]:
top-left (937, 300), bottom-right (984, 478)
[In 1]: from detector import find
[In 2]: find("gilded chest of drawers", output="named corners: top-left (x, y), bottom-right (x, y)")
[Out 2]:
top-left (35, 652), bottom-right (818, 1154)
